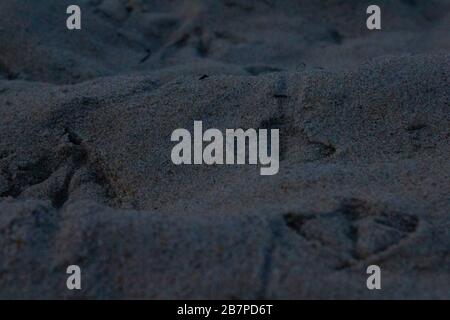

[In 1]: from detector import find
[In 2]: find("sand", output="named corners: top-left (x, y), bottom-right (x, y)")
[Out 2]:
top-left (0, 0), bottom-right (449, 299)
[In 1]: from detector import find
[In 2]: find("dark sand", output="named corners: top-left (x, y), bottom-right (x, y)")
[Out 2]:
top-left (0, 0), bottom-right (449, 299)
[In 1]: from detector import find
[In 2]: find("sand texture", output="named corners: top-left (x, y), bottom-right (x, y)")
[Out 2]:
top-left (0, 0), bottom-right (449, 299)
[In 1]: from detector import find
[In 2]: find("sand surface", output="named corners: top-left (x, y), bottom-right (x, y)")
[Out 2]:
top-left (0, 0), bottom-right (449, 299)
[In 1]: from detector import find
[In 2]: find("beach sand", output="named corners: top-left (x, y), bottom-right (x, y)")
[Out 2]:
top-left (0, 0), bottom-right (449, 299)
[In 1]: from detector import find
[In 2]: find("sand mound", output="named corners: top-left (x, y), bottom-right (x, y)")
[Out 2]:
top-left (1, 0), bottom-right (449, 83)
